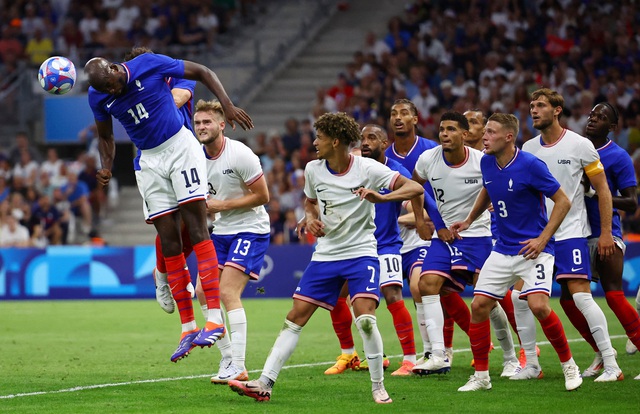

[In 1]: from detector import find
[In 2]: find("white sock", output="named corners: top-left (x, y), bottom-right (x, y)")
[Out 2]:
top-left (512, 290), bottom-right (539, 367)
top-left (207, 307), bottom-right (224, 325)
top-left (228, 308), bottom-right (247, 369)
top-left (635, 286), bottom-right (640, 313)
top-left (490, 303), bottom-right (517, 362)
top-left (214, 308), bottom-right (232, 361)
top-left (182, 321), bottom-right (197, 333)
top-left (422, 295), bottom-right (444, 353)
top-left (200, 304), bottom-right (208, 320)
top-left (415, 304), bottom-right (432, 355)
top-left (355, 314), bottom-right (385, 383)
top-left (573, 292), bottom-right (616, 364)
top-left (261, 319), bottom-right (302, 384)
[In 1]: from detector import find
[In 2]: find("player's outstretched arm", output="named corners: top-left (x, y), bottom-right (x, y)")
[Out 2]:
top-left (588, 170), bottom-right (615, 258)
top-left (182, 61), bottom-right (253, 131)
top-left (94, 118), bottom-right (115, 188)
top-left (450, 187), bottom-right (491, 239)
top-left (518, 187), bottom-right (571, 260)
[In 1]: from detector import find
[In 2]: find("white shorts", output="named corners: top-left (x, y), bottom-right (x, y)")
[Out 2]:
top-left (587, 236), bottom-right (626, 281)
top-left (135, 127), bottom-right (207, 221)
top-left (379, 253), bottom-right (403, 288)
top-left (474, 251), bottom-right (555, 300)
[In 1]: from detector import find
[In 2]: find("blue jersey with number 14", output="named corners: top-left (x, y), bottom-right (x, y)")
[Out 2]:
top-left (87, 53), bottom-right (186, 150)
top-left (481, 148), bottom-right (561, 256)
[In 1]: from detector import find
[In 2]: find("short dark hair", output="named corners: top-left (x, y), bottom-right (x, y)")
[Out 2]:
top-left (440, 111), bottom-right (469, 130)
top-left (392, 98), bottom-right (419, 117)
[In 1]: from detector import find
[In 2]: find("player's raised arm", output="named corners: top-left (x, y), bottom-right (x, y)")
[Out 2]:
top-left (94, 118), bottom-right (115, 187)
top-left (182, 61), bottom-right (253, 131)
top-left (586, 169), bottom-right (615, 258)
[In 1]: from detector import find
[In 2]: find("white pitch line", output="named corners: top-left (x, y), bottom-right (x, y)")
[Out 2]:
top-left (0, 335), bottom-right (629, 400)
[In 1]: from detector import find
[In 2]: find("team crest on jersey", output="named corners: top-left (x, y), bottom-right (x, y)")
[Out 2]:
top-left (135, 79), bottom-right (144, 91)
top-left (351, 185), bottom-right (364, 194)
top-left (465, 178), bottom-right (478, 184)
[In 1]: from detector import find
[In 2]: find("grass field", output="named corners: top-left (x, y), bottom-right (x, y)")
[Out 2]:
top-left (1, 298), bottom-right (639, 413)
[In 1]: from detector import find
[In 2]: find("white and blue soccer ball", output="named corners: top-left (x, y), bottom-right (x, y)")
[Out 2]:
top-left (38, 56), bottom-right (76, 95)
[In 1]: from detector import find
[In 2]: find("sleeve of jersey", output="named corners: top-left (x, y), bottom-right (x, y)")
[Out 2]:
top-left (152, 53), bottom-right (185, 78)
top-left (173, 78), bottom-right (196, 94)
top-left (612, 151), bottom-right (637, 190)
top-left (581, 140), bottom-right (604, 177)
top-left (238, 145), bottom-right (264, 186)
top-left (303, 166), bottom-right (316, 200)
top-left (424, 190), bottom-right (446, 231)
top-left (87, 91), bottom-right (109, 121)
top-left (530, 158), bottom-right (561, 197)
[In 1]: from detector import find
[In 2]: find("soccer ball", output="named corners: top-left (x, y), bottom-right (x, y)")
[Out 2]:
top-left (38, 56), bottom-right (76, 95)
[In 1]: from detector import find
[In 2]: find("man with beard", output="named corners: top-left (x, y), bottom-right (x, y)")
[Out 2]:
top-left (520, 88), bottom-right (621, 382)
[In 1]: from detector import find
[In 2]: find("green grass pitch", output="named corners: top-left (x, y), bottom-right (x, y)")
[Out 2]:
top-left (1, 298), bottom-right (639, 413)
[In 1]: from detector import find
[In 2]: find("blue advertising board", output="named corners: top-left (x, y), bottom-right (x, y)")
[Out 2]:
top-left (1, 244), bottom-right (639, 300)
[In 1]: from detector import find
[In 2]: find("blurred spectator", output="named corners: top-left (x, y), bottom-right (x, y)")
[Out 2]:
top-left (0, 214), bottom-right (30, 247)
top-left (78, 156), bottom-right (105, 228)
top-left (281, 117), bottom-right (301, 157)
top-left (8, 132), bottom-right (43, 166)
top-left (197, 5), bottom-right (220, 46)
top-left (61, 169), bottom-right (92, 235)
top-left (12, 150), bottom-right (39, 188)
top-left (267, 199), bottom-right (284, 245)
top-left (78, 6), bottom-right (100, 44)
top-left (0, 25), bottom-right (25, 63)
top-left (0, 176), bottom-right (10, 203)
top-left (24, 27), bottom-right (54, 68)
top-left (178, 13), bottom-right (207, 47)
top-left (362, 30), bottom-right (391, 63)
top-left (21, 3), bottom-right (46, 40)
top-left (40, 148), bottom-right (65, 186)
top-left (282, 209), bottom-right (301, 244)
top-left (29, 194), bottom-right (62, 245)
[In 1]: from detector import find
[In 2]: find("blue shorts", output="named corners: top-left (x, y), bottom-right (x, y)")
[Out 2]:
top-left (211, 232), bottom-right (270, 280)
top-left (421, 237), bottom-right (492, 292)
top-left (402, 246), bottom-right (428, 280)
top-left (293, 256), bottom-right (380, 310)
top-left (554, 238), bottom-right (592, 282)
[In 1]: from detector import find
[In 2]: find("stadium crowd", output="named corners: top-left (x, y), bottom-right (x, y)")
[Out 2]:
top-left (3, 0), bottom-right (640, 246)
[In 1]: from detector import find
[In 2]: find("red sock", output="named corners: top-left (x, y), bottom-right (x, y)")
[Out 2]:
top-left (605, 290), bottom-right (640, 348)
top-left (441, 292), bottom-right (470, 335)
top-left (469, 319), bottom-right (491, 371)
top-left (539, 310), bottom-right (572, 363)
top-left (560, 298), bottom-right (599, 352)
top-left (388, 300), bottom-right (416, 356)
top-left (193, 240), bottom-right (220, 311)
top-left (330, 297), bottom-right (354, 350)
top-left (443, 317), bottom-right (455, 348)
top-left (155, 235), bottom-right (166, 273)
top-left (165, 254), bottom-right (194, 324)
top-left (498, 290), bottom-right (520, 343)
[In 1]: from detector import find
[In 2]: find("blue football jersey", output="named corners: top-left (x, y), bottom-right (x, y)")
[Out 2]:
top-left (132, 76), bottom-right (196, 171)
top-left (585, 140), bottom-right (637, 239)
top-left (386, 135), bottom-right (445, 229)
top-left (88, 53), bottom-right (187, 150)
top-left (375, 157), bottom-right (411, 254)
top-left (481, 148), bottom-right (561, 256)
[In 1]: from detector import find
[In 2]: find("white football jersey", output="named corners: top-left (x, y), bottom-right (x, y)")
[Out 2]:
top-left (205, 137), bottom-right (270, 235)
top-left (414, 146), bottom-right (491, 237)
top-left (304, 154), bottom-right (400, 261)
top-left (522, 128), bottom-right (599, 240)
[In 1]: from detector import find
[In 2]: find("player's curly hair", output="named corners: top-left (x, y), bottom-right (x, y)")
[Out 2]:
top-left (314, 112), bottom-right (361, 146)
top-left (194, 99), bottom-right (225, 119)
top-left (124, 46), bottom-right (153, 61)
